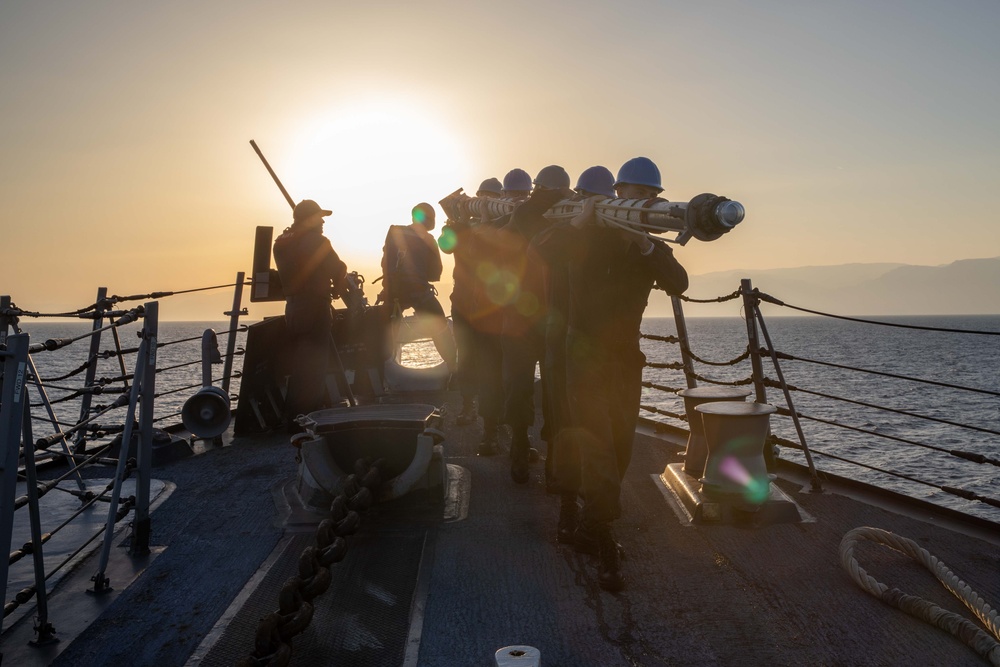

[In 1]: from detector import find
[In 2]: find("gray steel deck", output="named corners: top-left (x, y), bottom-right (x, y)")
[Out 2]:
top-left (3, 390), bottom-right (998, 666)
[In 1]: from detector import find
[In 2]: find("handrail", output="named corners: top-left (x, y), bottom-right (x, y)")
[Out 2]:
top-left (637, 281), bottom-right (1000, 519)
top-left (0, 280), bottom-right (248, 643)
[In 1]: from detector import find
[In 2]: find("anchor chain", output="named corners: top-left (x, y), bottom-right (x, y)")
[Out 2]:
top-left (238, 457), bottom-right (384, 667)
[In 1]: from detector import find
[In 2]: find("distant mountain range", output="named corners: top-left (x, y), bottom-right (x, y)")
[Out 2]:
top-left (684, 257), bottom-right (1000, 316)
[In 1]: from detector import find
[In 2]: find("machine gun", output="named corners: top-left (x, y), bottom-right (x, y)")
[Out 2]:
top-left (248, 139), bottom-right (369, 310)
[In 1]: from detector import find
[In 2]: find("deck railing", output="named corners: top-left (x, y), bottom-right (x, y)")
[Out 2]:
top-left (0, 275), bottom-right (248, 641)
top-left (2, 271), bottom-right (998, 647)
top-left (639, 280), bottom-right (1000, 521)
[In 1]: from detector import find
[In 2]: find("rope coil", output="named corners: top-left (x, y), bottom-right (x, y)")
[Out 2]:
top-left (839, 526), bottom-right (1000, 665)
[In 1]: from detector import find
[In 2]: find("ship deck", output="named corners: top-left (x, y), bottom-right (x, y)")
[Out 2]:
top-left (3, 389), bottom-right (998, 666)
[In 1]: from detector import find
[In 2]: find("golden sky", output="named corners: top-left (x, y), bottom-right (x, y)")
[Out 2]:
top-left (2, 1), bottom-right (998, 320)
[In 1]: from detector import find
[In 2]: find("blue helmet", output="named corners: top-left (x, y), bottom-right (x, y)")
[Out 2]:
top-left (477, 177), bottom-right (503, 196)
top-left (575, 166), bottom-right (615, 198)
top-left (532, 165), bottom-right (570, 190)
top-left (614, 157), bottom-right (663, 192)
top-left (502, 168), bottom-right (532, 193)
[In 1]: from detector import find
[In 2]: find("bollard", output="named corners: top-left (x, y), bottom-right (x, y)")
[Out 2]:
top-left (696, 401), bottom-right (776, 504)
top-left (676, 387), bottom-right (752, 478)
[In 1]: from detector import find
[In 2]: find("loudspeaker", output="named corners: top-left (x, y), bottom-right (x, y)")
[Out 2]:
top-left (182, 386), bottom-right (232, 439)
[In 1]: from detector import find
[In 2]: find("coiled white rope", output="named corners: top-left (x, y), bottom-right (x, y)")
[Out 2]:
top-left (839, 526), bottom-right (1000, 665)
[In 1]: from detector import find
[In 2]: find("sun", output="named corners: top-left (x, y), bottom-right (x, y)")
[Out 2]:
top-left (284, 103), bottom-right (470, 268)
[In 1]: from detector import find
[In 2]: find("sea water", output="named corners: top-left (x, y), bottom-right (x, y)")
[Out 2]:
top-left (10, 315), bottom-right (1000, 522)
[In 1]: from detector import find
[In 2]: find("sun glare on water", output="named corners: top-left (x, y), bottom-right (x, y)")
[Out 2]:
top-left (284, 104), bottom-right (469, 260)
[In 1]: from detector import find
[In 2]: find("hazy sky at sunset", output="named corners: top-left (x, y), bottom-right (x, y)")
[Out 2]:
top-left (2, 1), bottom-right (998, 320)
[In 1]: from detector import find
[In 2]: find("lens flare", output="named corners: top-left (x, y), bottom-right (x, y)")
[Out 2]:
top-left (516, 291), bottom-right (540, 317)
top-left (476, 261), bottom-right (499, 283)
top-left (486, 270), bottom-right (519, 306)
top-left (438, 227), bottom-right (457, 252)
top-left (718, 455), bottom-right (770, 504)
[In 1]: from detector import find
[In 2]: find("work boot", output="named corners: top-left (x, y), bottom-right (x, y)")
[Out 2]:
top-left (597, 526), bottom-right (626, 592)
top-left (544, 470), bottom-right (559, 495)
top-left (574, 521), bottom-right (625, 558)
top-left (572, 522), bottom-right (600, 555)
top-left (544, 454), bottom-right (558, 494)
top-left (508, 435), bottom-right (538, 462)
top-left (456, 400), bottom-right (476, 425)
top-left (478, 428), bottom-right (498, 456)
top-left (510, 433), bottom-right (530, 484)
top-left (557, 496), bottom-right (579, 545)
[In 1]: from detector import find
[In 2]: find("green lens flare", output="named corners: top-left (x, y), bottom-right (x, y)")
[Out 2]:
top-left (439, 227), bottom-right (457, 252)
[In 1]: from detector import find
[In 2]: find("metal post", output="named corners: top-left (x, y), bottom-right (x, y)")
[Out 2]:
top-left (21, 398), bottom-right (56, 644)
top-left (74, 287), bottom-right (109, 455)
top-left (752, 302), bottom-right (823, 492)
top-left (221, 271), bottom-right (245, 395)
top-left (740, 279), bottom-right (767, 404)
top-left (27, 355), bottom-right (86, 491)
top-left (670, 295), bottom-right (697, 390)
top-left (130, 302), bottom-right (157, 556)
top-left (0, 334), bottom-right (30, 630)
top-left (740, 279), bottom-right (774, 470)
top-left (110, 311), bottom-right (131, 394)
top-left (92, 332), bottom-right (147, 591)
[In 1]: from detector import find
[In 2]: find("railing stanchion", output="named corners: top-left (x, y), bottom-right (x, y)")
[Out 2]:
top-left (740, 279), bottom-right (768, 405)
top-left (741, 279), bottom-right (775, 471)
top-left (21, 397), bottom-right (56, 644)
top-left (222, 271), bottom-right (245, 396)
top-left (131, 301), bottom-right (157, 556)
top-left (74, 287), bottom-right (109, 456)
top-left (0, 333), bottom-right (30, 631)
top-left (92, 304), bottom-right (154, 588)
top-left (751, 301), bottom-right (823, 492)
top-left (670, 295), bottom-right (697, 390)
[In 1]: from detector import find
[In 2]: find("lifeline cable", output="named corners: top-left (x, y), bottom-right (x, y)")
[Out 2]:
top-left (639, 404), bottom-right (687, 421)
top-left (756, 292), bottom-right (1000, 336)
top-left (640, 333), bottom-right (680, 344)
top-left (5, 283), bottom-right (245, 319)
top-left (766, 432), bottom-right (1000, 509)
top-left (840, 527), bottom-right (1000, 665)
top-left (685, 371), bottom-right (754, 387)
top-left (675, 288), bottom-right (742, 304)
top-left (769, 349), bottom-right (1000, 398)
top-left (763, 377), bottom-right (1000, 439)
top-left (681, 344), bottom-right (750, 367)
top-left (774, 405), bottom-right (1000, 470)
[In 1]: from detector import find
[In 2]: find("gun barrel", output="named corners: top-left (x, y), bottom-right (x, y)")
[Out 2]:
top-left (249, 140), bottom-right (295, 209)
